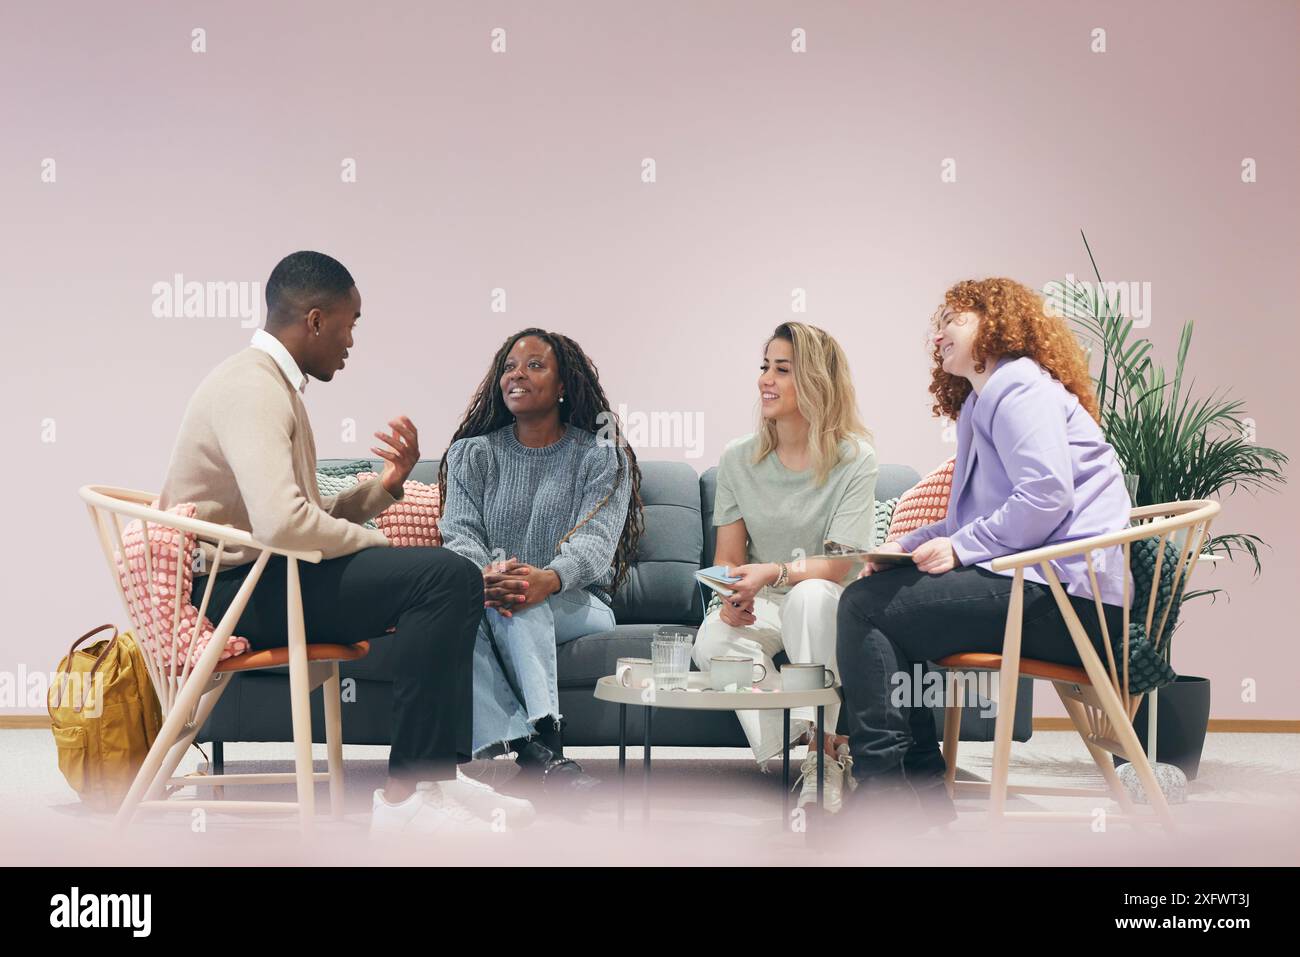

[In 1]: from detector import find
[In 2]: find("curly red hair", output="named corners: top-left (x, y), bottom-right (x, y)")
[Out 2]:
top-left (928, 277), bottom-right (1099, 422)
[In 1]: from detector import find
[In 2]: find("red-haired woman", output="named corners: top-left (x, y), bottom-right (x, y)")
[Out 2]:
top-left (836, 278), bottom-right (1131, 830)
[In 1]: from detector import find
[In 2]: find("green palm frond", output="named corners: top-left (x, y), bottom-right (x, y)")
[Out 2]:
top-left (1055, 231), bottom-right (1289, 612)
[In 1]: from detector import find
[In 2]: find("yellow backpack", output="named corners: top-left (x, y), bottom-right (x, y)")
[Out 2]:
top-left (48, 625), bottom-right (164, 812)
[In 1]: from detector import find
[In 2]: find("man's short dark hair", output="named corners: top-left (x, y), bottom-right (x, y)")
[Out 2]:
top-left (265, 251), bottom-right (355, 323)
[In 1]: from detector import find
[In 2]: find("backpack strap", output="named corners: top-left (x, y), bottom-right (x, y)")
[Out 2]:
top-left (49, 624), bottom-right (119, 713)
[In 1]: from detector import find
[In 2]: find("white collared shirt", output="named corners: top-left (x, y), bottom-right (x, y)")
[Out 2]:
top-left (250, 328), bottom-right (307, 394)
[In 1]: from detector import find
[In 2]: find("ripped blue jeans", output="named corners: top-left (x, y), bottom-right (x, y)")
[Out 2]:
top-left (471, 588), bottom-right (615, 757)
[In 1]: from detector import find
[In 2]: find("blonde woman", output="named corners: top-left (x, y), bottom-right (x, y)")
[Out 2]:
top-left (693, 322), bottom-right (877, 812)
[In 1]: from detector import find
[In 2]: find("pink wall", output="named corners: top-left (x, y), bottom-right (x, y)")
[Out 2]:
top-left (3, 1), bottom-right (1296, 717)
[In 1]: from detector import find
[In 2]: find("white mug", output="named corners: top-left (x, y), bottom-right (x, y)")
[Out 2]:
top-left (709, 655), bottom-right (767, 691)
top-left (781, 663), bottom-right (836, 691)
top-left (615, 657), bottom-right (654, 689)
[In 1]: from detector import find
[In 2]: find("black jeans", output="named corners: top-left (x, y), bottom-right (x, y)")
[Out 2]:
top-left (192, 545), bottom-right (483, 784)
top-left (836, 565), bottom-right (1125, 779)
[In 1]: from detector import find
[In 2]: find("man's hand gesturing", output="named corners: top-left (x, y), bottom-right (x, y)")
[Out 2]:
top-left (372, 416), bottom-right (419, 496)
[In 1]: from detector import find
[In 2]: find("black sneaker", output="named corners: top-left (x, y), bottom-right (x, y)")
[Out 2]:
top-left (838, 768), bottom-right (928, 836)
top-left (903, 750), bottom-right (958, 827)
top-left (514, 739), bottom-right (602, 798)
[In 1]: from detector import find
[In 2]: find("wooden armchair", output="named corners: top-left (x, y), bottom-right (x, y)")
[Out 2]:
top-left (80, 485), bottom-right (369, 834)
top-left (937, 499), bottom-right (1219, 831)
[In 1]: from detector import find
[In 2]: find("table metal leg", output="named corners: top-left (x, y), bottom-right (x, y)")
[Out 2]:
top-left (817, 704), bottom-right (825, 812)
top-left (618, 704), bottom-right (627, 829)
top-left (642, 705), bottom-right (653, 824)
top-left (212, 740), bottom-right (224, 801)
top-left (782, 709), bottom-right (791, 828)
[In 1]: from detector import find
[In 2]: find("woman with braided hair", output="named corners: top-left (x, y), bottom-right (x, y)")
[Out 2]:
top-left (438, 329), bottom-right (642, 797)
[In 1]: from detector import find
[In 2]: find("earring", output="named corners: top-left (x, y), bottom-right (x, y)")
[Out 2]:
top-left (558, 396), bottom-right (565, 404)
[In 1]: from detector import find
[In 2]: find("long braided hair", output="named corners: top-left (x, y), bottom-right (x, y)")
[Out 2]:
top-left (438, 328), bottom-right (644, 597)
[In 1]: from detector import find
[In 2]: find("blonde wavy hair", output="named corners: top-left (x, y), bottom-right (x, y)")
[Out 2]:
top-left (754, 322), bottom-right (871, 485)
top-left (929, 278), bottom-right (1100, 422)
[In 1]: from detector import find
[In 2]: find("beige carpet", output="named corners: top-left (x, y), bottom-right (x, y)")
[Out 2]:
top-left (2, 729), bottom-right (1296, 866)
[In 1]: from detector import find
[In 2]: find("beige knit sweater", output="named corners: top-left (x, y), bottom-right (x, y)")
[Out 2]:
top-left (159, 348), bottom-right (400, 569)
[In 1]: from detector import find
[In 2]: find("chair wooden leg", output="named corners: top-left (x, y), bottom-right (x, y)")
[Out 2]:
top-left (1054, 683), bottom-right (1138, 815)
top-left (1097, 690), bottom-right (1174, 830)
top-left (988, 570), bottom-right (1024, 826)
top-left (117, 706), bottom-right (189, 831)
top-left (285, 557), bottom-right (316, 834)
top-left (323, 662), bottom-right (345, 820)
top-left (114, 552), bottom-right (271, 832)
top-left (143, 674), bottom-right (231, 801)
top-left (1040, 563), bottom-right (1175, 832)
top-left (942, 672), bottom-right (963, 798)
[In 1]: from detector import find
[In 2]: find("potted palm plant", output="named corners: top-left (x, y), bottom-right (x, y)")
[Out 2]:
top-left (1044, 232), bottom-right (1288, 778)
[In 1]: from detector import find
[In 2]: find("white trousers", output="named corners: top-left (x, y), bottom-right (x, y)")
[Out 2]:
top-left (692, 578), bottom-right (844, 765)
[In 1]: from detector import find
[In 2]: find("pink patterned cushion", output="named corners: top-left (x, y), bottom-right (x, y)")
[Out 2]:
top-left (886, 458), bottom-right (956, 542)
top-left (358, 473), bottom-right (442, 548)
top-left (116, 503), bottom-right (249, 667)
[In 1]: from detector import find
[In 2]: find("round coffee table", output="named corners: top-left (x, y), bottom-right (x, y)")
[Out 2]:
top-left (593, 672), bottom-right (842, 829)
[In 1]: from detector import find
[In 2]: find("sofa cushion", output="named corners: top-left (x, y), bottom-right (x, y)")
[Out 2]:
top-left (316, 459), bottom-right (375, 479)
top-left (323, 621), bottom-right (699, 689)
top-left (357, 472), bottom-right (443, 547)
top-left (555, 625), bottom-right (699, 688)
top-left (609, 461), bottom-right (703, 625)
top-left (316, 461), bottom-right (378, 529)
top-left (873, 497), bottom-right (899, 547)
top-left (317, 458), bottom-right (440, 486)
top-left (876, 463), bottom-right (925, 501)
top-left (886, 458), bottom-right (955, 542)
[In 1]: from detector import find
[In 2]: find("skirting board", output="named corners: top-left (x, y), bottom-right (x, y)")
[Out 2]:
top-left (1, 715), bottom-right (1298, 732)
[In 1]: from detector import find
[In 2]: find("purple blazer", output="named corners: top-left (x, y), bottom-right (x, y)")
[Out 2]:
top-left (897, 356), bottom-right (1131, 606)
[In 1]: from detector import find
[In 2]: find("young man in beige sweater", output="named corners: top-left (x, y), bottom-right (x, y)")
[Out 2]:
top-left (162, 250), bottom-right (533, 835)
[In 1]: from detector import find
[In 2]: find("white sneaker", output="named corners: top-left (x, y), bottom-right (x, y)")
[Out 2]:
top-left (439, 769), bottom-right (536, 829)
top-left (794, 748), bottom-right (850, 814)
top-left (369, 783), bottom-right (492, 836)
top-left (838, 743), bottom-right (857, 794)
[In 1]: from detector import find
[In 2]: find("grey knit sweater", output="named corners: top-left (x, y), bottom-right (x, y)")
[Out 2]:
top-left (440, 425), bottom-right (633, 600)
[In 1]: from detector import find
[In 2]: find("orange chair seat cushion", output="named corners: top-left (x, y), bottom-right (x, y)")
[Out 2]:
top-left (214, 641), bottom-right (371, 673)
top-left (935, 652), bottom-right (1090, 685)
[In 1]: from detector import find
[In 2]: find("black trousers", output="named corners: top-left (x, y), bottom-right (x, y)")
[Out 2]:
top-left (836, 565), bottom-right (1125, 779)
top-left (192, 545), bottom-right (483, 784)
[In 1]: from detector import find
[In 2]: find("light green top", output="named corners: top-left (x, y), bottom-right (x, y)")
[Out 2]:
top-left (712, 433), bottom-right (879, 592)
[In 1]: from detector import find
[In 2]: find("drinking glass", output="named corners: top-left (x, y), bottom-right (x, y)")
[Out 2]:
top-left (651, 628), bottom-right (693, 692)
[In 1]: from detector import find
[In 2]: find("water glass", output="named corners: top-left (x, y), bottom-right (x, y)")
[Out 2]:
top-left (651, 629), bottom-right (693, 692)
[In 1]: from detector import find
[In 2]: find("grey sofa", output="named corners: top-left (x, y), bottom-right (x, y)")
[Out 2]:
top-left (197, 458), bottom-right (1033, 763)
